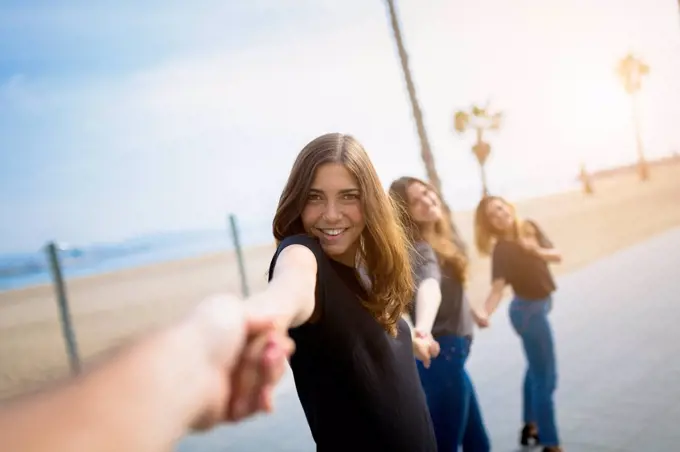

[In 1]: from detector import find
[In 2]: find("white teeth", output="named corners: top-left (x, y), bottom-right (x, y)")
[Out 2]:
top-left (321, 229), bottom-right (345, 236)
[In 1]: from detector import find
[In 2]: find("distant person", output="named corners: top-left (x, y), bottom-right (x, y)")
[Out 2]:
top-left (252, 133), bottom-right (438, 451)
top-left (390, 176), bottom-right (490, 452)
top-left (474, 195), bottom-right (564, 452)
top-left (0, 294), bottom-right (293, 452)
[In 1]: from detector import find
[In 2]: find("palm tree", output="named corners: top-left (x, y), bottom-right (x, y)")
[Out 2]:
top-left (617, 53), bottom-right (650, 181)
top-left (384, 0), bottom-right (464, 247)
top-left (453, 103), bottom-right (503, 196)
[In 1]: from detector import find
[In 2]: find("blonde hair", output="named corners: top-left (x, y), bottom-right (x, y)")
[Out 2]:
top-left (273, 133), bottom-right (414, 337)
top-left (474, 195), bottom-right (528, 256)
top-left (388, 176), bottom-right (468, 283)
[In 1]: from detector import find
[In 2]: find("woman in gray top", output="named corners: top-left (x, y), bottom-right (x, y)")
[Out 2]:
top-left (390, 176), bottom-right (490, 452)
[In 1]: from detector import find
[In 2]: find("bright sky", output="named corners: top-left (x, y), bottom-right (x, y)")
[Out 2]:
top-left (1, 0), bottom-right (679, 253)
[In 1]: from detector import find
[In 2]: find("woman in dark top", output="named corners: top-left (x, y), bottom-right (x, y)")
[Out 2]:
top-left (389, 176), bottom-right (490, 452)
top-left (474, 195), bottom-right (564, 452)
top-left (248, 133), bottom-right (438, 451)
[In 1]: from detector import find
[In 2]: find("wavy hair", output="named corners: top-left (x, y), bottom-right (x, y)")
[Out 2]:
top-left (474, 195), bottom-right (524, 255)
top-left (388, 176), bottom-right (468, 283)
top-left (273, 133), bottom-right (414, 337)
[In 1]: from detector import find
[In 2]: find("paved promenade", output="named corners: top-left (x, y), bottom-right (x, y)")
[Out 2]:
top-left (178, 227), bottom-right (680, 451)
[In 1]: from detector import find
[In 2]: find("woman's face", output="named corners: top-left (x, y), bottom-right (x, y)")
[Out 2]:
top-left (484, 198), bottom-right (515, 232)
top-left (301, 163), bottom-right (365, 266)
top-left (405, 182), bottom-right (443, 225)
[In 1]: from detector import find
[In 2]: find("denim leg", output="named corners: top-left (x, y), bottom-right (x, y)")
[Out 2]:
top-left (523, 370), bottom-right (535, 424)
top-left (461, 370), bottom-right (491, 452)
top-left (417, 335), bottom-right (489, 452)
top-left (509, 298), bottom-right (560, 447)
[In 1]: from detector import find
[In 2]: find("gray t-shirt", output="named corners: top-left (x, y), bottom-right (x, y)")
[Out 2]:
top-left (410, 241), bottom-right (474, 338)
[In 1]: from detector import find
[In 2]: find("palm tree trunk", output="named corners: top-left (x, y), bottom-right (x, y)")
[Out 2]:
top-left (384, 0), bottom-right (465, 249)
top-left (479, 164), bottom-right (489, 197)
top-left (385, 0), bottom-right (439, 189)
top-left (632, 91), bottom-right (649, 180)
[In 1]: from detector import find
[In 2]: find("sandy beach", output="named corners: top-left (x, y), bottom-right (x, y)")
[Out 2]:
top-left (1, 162), bottom-right (679, 400)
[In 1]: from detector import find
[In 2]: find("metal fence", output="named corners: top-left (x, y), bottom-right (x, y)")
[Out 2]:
top-left (41, 213), bottom-right (254, 377)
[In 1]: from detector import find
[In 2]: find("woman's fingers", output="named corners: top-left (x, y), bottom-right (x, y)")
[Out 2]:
top-left (413, 338), bottom-right (431, 368)
top-left (428, 338), bottom-right (440, 358)
top-left (228, 330), bottom-right (293, 421)
top-left (260, 334), bottom-right (295, 411)
top-left (228, 331), bottom-right (272, 420)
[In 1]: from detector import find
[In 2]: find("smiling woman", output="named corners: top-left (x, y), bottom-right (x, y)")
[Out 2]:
top-left (258, 132), bottom-right (438, 451)
top-left (301, 164), bottom-right (365, 266)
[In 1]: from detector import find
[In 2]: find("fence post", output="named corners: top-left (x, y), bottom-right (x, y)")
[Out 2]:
top-left (228, 214), bottom-right (250, 298)
top-left (45, 242), bottom-right (81, 375)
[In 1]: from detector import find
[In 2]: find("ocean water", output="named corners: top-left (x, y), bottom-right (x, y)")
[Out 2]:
top-left (0, 175), bottom-right (581, 293)
top-left (0, 225), bottom-right (275, 292)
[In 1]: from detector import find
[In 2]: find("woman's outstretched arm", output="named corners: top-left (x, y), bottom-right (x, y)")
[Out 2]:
top-left (483, 278), bottom-right (507, 317)
top-left (410, 243), bottom-right (442, 335)
top-left (414, 278), bottom-right (442, 334)
top-left (244, 244), bottom-right (318, 328)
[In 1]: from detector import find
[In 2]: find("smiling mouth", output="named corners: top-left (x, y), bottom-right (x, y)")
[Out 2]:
top-left (316, 228), bottom-right (348, 238)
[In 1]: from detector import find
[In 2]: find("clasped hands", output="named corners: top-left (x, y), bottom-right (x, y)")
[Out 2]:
top-left (185, 294), bottom-right (294, 431)
top-left (412, 330), bottom-right (440, 368)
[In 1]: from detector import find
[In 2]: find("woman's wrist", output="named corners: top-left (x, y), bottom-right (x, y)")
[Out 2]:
top-left (413, 328), bottom-right (431, 339)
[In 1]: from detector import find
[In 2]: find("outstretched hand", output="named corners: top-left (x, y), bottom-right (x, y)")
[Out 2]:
top-left (187, 295), bottom-right (295, 431)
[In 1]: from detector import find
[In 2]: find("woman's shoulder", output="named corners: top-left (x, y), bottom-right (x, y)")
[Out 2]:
top-left (269, 234), bottom-right (327, 281)
top-left (275, 234), bottom-right (326, 260)
top-left (278, 233), bottom-right (320, 249)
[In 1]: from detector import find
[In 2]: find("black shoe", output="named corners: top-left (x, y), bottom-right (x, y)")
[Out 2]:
top-left (520, 423), bottom-right (539, 446)
top-left (542, 447), bottom-right (563, 452)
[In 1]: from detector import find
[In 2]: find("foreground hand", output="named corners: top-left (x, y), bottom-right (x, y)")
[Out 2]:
top-left (186, 295), bottom-right (294, 431)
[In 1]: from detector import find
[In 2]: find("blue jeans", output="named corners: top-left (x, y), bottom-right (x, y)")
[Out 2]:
top-left (509, 296), bottom-right (560, 447)
top-left (417, 335), bottom-right (490, 452)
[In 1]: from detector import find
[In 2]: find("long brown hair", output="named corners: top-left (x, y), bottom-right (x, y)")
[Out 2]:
top-left (273, 133), bottom-right (414, 337)
top-left (388, 176), bottom-right (468, 283)
top-left (474, 195), bottom-right (522, 256)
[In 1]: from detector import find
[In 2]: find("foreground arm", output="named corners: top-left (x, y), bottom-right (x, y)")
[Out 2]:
top-left (0, 295), bottom-right (292, 452)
